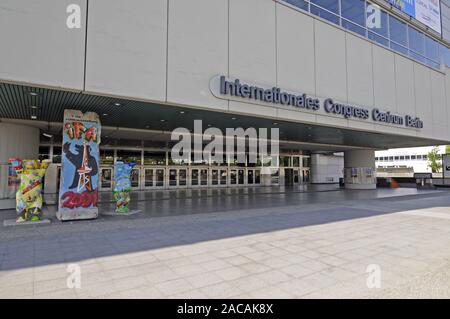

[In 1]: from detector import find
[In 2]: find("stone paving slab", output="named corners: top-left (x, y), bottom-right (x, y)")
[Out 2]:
top-left (101, 210), bottom-right (142, 216)
top-left (1, 190), bottom-right (450, 298)
top-left (3, 219), bottom-right (51, 227)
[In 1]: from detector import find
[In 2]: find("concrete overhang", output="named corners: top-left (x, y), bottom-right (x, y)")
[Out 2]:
top-left (0, 82), bottom-right (447, 152)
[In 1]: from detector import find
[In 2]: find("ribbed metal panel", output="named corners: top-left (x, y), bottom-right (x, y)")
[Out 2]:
top-left (0, 82), bottom-right (445, 149)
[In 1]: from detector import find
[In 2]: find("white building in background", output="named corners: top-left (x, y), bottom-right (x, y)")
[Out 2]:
top-left (375, 146), bottom-right (447, 173)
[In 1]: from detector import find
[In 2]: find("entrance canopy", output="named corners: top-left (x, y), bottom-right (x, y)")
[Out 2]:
top-left (0, 82), bottom-right (446, 151)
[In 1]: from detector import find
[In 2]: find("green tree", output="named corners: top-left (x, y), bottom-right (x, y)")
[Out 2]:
top-left (446, 145), bottom-right (450, 154)
top-left (427, 146), bottom-right (442, 173)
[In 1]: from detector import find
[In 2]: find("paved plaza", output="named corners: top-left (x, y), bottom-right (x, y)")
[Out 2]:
top-left (1, 188), bottom-right (450, 298)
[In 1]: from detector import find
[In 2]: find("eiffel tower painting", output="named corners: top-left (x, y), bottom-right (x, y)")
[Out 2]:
top-left (77, 141), bottom-right (93, 192)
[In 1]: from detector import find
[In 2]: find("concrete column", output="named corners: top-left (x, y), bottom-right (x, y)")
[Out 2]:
top-left (0, 122), bottom-right (40, 200)
top-left (344, 150), bottom-right (376, 190)
top-left (260, 167), bottom-right (273, 186)
top-left (311, 153), bottom-right (344, 184)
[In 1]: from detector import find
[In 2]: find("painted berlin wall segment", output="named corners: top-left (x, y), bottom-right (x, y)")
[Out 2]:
top-left (113, 161), bottom-right (136, 213)
top-left (57, 110), bottom-right (101, 221)
top-left (10, 158), bottom-right (49, 223)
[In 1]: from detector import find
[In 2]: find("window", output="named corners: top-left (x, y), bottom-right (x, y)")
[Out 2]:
top-left (212, 154), bottom-right (227, 166)
top-left (408, 26), bottom-right (425, 60)
top-left (411, 155), bottom-right (416, 160)
top-left (425, 37), bottom-right (439, 61)
top-left (52, 146), bottom-right (62, 164)
top-left (302, 157), bottom-right (311, 168)
top-left (117, 150), bottom-right (142, 165)
top-left (144, 152), bottom-right (166, 166)
top-left (394, 156), bottom-right (399, 160)
top-left (280, 156), bottom-right (291, 167)
top-left (284, 0), bottom-right (309, 11)
top-left (369, 32), bottom-right (389, 46)
top-left (39, 146), bottom-right (50, 161)
top-left (391, 41), bottom-right (408, 55)
top-left (190, 152), bottom-right (208, 166)
top-left (367, 5), bottom-right (388, 37)
top-left (281, 0), bottom-right (448, 70)
top-left (368, 6), bottom-right (389, 46)
top-left (100, 149), bottom-right (114, 165)
top-left (310, 0), bottom-right (340, 25)
top-left (389, 15), bottom-right (408, 55)
top-left (400, 156), bottom-right (405, 160)
top-left (405, 155), bottom-right (410, 160)
top-left (341, 0), bottom-right (365, 36)
top-left (310, 0), bottom-right (338, 13)
top-left (389, 156), bottom-right (394, 161)
top-left (389, 15), bottom-right (407, 46)
top-left (440, 44), bottom-right (450, 66)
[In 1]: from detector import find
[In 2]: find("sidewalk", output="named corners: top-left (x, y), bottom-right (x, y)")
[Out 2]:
top-left (1, 188), bottom-right (450, 298)
top-left (0, 186), bottom-right (443, 223)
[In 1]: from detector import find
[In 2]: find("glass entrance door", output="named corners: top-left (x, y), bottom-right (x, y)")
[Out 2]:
top-left (220, 169), bottom-right (228, 186)
top-left (130, 168), bottom-right (140, 190)
top-left (179, 169), bottom-right (187, 187)
top-left (144, 168), bottom-right (154, 188)
top-left (247, 169), bottom-right (254, 185)
top-left (200, 168), bottom-right (209, 186)
top-left (230, 169), bottom-right (237, 186)
top-left (100, 167), bottom-right (113, 191)
top-left (143, 168), bottom-right (165, 189)
top-left (155, 168), bottom-right (165, 187)
top-left (168, 168), bottom-right (188, 188)
top-left (191, 169), bottom-right (199, 187)
top-left (294, 169), bottom-right (300, 184)
top-left (210, 168), bottom-right (227, 187)
top-left (302, 169), bottom-right (310, 183)
top-left (190, 168), bottom-right (209, 187)
top-left (169, 169), bottom-right (177, 187)
top-left (211, 169), bottom-right (219, 186)
top-left (238, 169), bottom-right (245, 185)
top-left (284, 168), bottom-right (294, 186)
top-left (247, 169), bottom-right (261, 186)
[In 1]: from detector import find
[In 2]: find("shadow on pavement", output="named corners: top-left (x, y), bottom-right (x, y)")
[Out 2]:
top-left (0, 188), bottom-right (448, 272)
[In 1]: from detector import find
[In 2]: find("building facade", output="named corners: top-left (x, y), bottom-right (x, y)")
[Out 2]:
top-left (376, 145), bottom-right (447, 174)
top-left (1, 0), bottom-right (450, 203)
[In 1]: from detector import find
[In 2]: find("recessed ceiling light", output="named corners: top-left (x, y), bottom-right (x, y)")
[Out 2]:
top-left (160, 119), bottom-right (166, 122)
top-left (27, 91), bottom-right (40, 97)
top-left (179, 111), bottom-right (185, 114)
top-left (42, 133), bottom-right (53, 138)
top-left (207, 124), bottom-right (212, 127)
top-left (29, 105), bottom-right (40, 109)
top-left (145, 125), bottom-right (150, 129)
top-left (113, 102), bottom-right (122, 107)
top-left (231, 117), bottom-right (237, 120)
top-left (102, 113), bottom-right (108, 116)
top-left (273, 122), bottom-right (278, 125)
top-left (31, 115), bottom-right (37, 120)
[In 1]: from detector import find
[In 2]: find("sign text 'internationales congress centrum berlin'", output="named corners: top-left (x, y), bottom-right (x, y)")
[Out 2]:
top-left (212, 75), bottom-right (423, 129)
